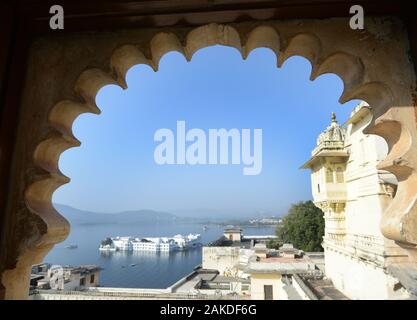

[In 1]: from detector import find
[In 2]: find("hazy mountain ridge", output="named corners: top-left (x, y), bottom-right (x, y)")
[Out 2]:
top-left (53, 204), bottom-right (284, 226)
top-left (54, 204), bottom-right (178, 225)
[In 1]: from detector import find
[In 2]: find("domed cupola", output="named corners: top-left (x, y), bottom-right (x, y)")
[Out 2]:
top-left (317, 112), bottom-right (346, 146)
top-left (302, 111), bottom-right (348, 168)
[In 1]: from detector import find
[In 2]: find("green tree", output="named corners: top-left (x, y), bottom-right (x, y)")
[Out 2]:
top-left (276, 200), bottom-right (324, 252)
top-left (101, 237), bottom-right (113, 246)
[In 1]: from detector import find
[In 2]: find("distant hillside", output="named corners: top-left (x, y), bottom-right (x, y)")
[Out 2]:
top-left (53, 204), bottom-right (178, 225)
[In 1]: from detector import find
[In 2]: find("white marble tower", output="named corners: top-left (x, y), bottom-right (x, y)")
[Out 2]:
top-left (302, 102), bottom-right (410, 299)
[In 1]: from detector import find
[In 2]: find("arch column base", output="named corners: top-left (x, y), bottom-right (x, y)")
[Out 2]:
top-left (1, 244), bottom-right (53, 300)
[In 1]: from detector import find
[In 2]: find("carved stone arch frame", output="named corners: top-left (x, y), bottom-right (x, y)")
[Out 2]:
top-left (2, 18), bottom-right (417, 299)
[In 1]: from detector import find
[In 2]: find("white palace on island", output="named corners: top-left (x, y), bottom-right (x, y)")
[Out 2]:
top-left (302, 102), bottom-right (410, 300)
top-left (99, 234), bottom-right (201, 253)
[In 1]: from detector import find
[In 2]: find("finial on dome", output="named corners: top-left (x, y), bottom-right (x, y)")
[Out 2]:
top-left (316, 111), bottom-right (346, 146)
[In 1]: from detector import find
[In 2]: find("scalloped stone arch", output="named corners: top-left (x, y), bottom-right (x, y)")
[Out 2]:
top-left (2, 20), bottom-right (417, 299)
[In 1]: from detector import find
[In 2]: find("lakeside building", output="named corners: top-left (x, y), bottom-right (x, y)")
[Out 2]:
top-left (224, 227), bottom-right (243, 242)
top-left (201, 228), bottom-right (334, 300)
top-left (302, 103), bottom-right (413, 299)
top-left (29, 243), bottom-right (320, 301)
top-left (30, 263), bottom-right (101, 291)
top-left (248, 218), bottom-right (282, 225)
top-left (99, 234), bottom-right (201, 253)
top-left (29, 229), bottom-right (327, 300)
top-left (247, 246), bottom-right (317, 300)
top-left (202, 228), bottom-right (277, 276)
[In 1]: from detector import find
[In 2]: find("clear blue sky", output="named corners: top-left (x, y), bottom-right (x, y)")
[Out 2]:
top-left (53, 45), bottom-right (360, 218)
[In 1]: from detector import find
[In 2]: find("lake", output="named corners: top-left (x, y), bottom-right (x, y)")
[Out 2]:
top-left (44, 222), bottom-right (275, 288)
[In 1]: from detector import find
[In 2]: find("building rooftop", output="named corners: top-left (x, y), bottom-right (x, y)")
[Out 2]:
top-left (206, 236), bottom-right (252, 249)
top-left (279, 243), bottom-right (298, 252)
top-left (224, 227), bottom-right (242, 233)
top-left (63, 265), bottom-right (102, 275)
top-left (246, 255), bottom-right (316, 274)
top-left (343, 101), bottom-right (370, 126)
top-left (302, 278), bottom-right (349, 300)
top-left (210, 275), bottom-right (250, 284)
top-left (253, 243), bottom-right (267, 251)
top-left (258, 256), bottom-right (310, 264)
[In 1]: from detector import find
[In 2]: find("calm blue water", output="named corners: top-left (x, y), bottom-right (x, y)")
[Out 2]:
top-left (44, 222), bottom-right (274, 288)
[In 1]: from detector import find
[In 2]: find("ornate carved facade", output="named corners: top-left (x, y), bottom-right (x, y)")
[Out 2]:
top-left (303, 104), bottom-right (412, 299)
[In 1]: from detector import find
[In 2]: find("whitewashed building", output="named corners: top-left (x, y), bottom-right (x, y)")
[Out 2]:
top-left (101, 234), bottom-right (201, 253)
top-left (302, 102), bottom-right (411, 299)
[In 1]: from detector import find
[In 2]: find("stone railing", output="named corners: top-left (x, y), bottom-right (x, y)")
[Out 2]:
top-left (345, 234), bottom-right (385, 255)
